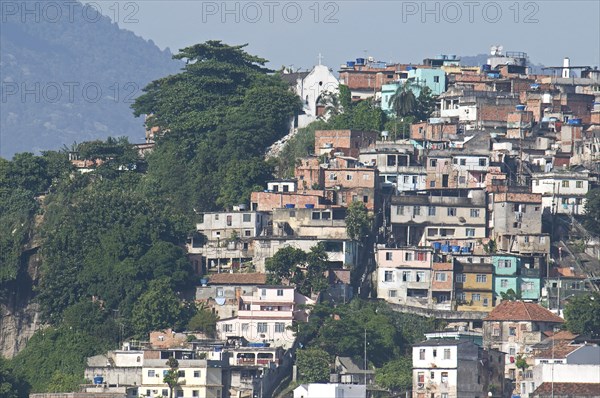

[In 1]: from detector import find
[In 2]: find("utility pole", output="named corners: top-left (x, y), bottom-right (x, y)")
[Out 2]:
top-left (364, 328), bottom-right (368, 397)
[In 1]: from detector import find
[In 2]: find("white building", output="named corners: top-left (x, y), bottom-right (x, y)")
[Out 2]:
top-left (293, 383), bottom-right (366, 398)
top-left (282, 64), bottom-right (339, 129)
top-left (412, 339), bottom-right (505, 398)
top-left (216, 286), bottom-right (313, 349)
top-left (531, 169), bottom-right (591, 215)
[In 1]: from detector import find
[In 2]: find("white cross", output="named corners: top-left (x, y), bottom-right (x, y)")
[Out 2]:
top-left (318, 53), bottom-right (324, 65)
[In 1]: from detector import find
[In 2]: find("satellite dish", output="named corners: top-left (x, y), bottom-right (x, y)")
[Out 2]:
top-left (490, 46), bottom-right (497, 55)
top-left (497, 45), bottom-right (503, 53)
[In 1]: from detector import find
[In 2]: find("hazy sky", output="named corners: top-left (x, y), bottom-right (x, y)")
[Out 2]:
top-left (82, 1), bottom-right (600, 70)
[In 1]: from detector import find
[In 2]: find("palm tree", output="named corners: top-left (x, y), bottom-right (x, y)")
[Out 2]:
top-left (388, 81), bottom-right (418, 118)
top-left (318, 90), bottom-right (342, 118)
top-left (163, 357), bottom-right (180, 398)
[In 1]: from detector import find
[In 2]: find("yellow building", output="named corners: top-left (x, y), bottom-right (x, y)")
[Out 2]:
top-left (454, 259), bottom-right (494, 311)
top-left (141, 357), bottom-right (223, 398)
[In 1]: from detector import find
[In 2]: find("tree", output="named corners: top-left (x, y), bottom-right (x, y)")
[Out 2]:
top-left (131, 279), bottom-right (186, 338)
top-left (0, 358), bottom-right (29, 398)
top-left (564, 292), bottom-right (600, 337)
top-left (375, 356), bottom-right (412, 393)
top-left (345, 201), bottom-right (371, 242)
top-left (583, 189), bottom-right (600, 235)
top-left (163, 357), bottom-right (180, 398)
top-left (500, 288), bottom-right (521, 301)
top-left (414, 86), bottom-right (438, 121)
top-left (265, 244), bottom-right (330, 296)
top-left (296, 348), bottom-right (330, 383)
top-left (186, 305), bottom-right (219, 337)
top-left (515, 355), bottom-right (529, 372)
top-left (388, 81), bottom-right (418, 118)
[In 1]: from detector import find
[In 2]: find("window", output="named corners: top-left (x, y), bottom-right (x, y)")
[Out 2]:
top-left (416, 251), bottom-right (426, 261)
top-left (476, 274), bottom-right (487, 283)
top-left (243, 213), bottom-right (251, 222)
top-left (443, 349), bottom-right (451, 359)
top-left (223, 324), bottom-right (233, 332)
top-left (257, 323), bottom-right (268, 333)
top-left (176, 390), bottom-right (183, 398)
top-left (472, 293), bottom-right (481, 301)
top-left (386, 252), bottom-right (393, 261)
top-left (442, 393), bottom-right (449, 398)
top-left (430, 159), bottom-right (437, 167)
top-left (244, 230), bottom-right (251, 237)
top-left (226, 215), bottom-right (232, 226)
top-left (466, 228), bottom-right (475, 237)
top-left (470, 209), bottom-right (480, 218)
top-left (397, 206), bottom-right (404, 215)
top-left (522, 282), bottom-right (534, 291)
top-left (402, 271), bottom-right (412, 282)
top-left (428, 206), bottom-right (436, 216)
top-left (192, 391), bottom-right (199, 397)
top-left (561, 180), bottom-right (569, 188)
top-left (433, 349), bottom-right (437, 357)
top-left (430, 181), bottom-right (436, 188)
top-left (419, 349), bottom-right (425, 360)
top-left (416, 271), bottom-right (425, 282)
top-left (148, 370), bottom-right (156, 377)
top-left (403, 176), bottom-right (410, 184)
top-left (388, 290), bottom-right (397, 298)
top-left (483, 298), bottom-right (489, 306)
top-left (413, 206), bottom-right (421, 216)
top-left (460, 159), bottom-right (466, 166)
top-left (261, 288), bottom-right (267, 296)
top-left (498, 259), bottom-right (512, 268)
top-left (576, 180), bottom-right (583, 188)
top-left (501, 279), bottom-right (508, 288)
top-left (427, 228), bottom-right (438, 237)
top-left (492, 328), bottom-right (500, 337)
top-left (405, 252), bottom-right (413, 261)
top-left (434, 76), bottom-right (440, 83)
top-left (277, 289), bottom-right (284, 296)
top-left (215, 214), bottom-right (219, 220)
top-left (440, 228), bottom-right (455, 237)
top-left (329, 173), bottom-right (337, 180)
top-left (177, 370), bottom-right (185, 378)
top-left (447, 207), bottom-right (457, 216)
top-left (435, 272), bottom-right (446, 282)
top-left (456, 292), bottom-right (466, 301)
top-left (363, 195), bottom-right (369, 203)
top-left (346, 174), bottom-right (353, 181)
top-left (162, 389), bottom-right (169, 397)
top-left (216, 288), bottom-right (224, 297)
top-left (459, 176), bottom-right (466, 184)
top-left (456, 274), bottom-right (466, 282)
top-left (384, 271), bottom-right (393, 282)
top-left (509, 347), bottom-right (516, 356)
top-left (275, 323), bottom-right (286, 333)
top-left (509, 327), bottom-right (516, 336)
top-left (241, 323), bottom-right (249, 332)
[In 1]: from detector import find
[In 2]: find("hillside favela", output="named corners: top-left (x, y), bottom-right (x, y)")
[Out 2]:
top-left (1, 2), bottom-right (600, 398)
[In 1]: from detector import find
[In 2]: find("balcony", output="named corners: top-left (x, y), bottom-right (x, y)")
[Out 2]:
top-left (520, 268), bottom-right (541, 278)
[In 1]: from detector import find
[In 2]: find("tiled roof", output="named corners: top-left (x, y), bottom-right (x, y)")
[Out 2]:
top-left (484, 301), bottom-right (564, 323)
top-left (532, 382), bottom-right (600, 396)
top-left (534, 341), bottom-right (580, 359)
top-left (207, 273), bottom-right (267, 285)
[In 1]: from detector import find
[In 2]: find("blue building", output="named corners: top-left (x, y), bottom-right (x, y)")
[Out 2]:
top-left (380, 68), bottom-right (446, 115)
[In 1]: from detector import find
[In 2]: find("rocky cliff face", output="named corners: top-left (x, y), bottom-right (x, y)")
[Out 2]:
top-left (0, 219), bottom-right (43, 358)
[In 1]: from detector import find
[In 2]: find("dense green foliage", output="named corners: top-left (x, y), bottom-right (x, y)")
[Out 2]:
top-left (298, 300), bottom-right (440, 368)
top-left (564, 292), bottom-right (600, 337)
top-left (375, 356), bottom-right (413, 393)
top-left (132, 40), bottom-right (301, 214)
top-left (296, 348), bottom-right (331, 383)
top-left (11, 326), bottom-right (106, 392)
top-left (583, 189), bottom-right (600, 235)
top-left (265, 244), bottom-right (329, 296)
top-left (345, 201), bottom-right (372, 242)
top-left (0, 357), bottom-right (29, 398)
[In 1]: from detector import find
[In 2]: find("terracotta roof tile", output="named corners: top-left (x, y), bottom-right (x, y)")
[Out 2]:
top-left (534, 341), bottom-right (580, 359)
top-left (484, 301), bottom-right (564, 323)
top-left (532, 382), bottom-right (600, 396)
top-left (207, 273), bottom-right (267, 285)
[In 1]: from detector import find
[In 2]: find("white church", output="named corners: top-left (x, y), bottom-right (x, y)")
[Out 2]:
top-left (281, 60), bottom-right (340, 129)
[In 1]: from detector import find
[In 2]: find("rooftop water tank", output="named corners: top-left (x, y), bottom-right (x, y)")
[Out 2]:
top-left (356, 58), bottom-right (365, 65)
top-left (482, 64), bottom-right (492, 72)
top-left (285, 204), bottom-right (295, 209)
top-left (93, 376), bottom-right (104, 385)
top-left (346, 61), bottom-right (355, 68)
top-left (516, 105), bottom-right (526, 111)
